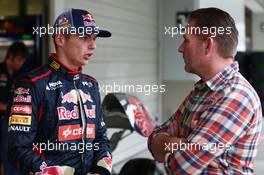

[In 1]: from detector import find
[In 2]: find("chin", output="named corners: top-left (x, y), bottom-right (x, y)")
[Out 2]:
top-left (81, 61), bottom-right (89, 66)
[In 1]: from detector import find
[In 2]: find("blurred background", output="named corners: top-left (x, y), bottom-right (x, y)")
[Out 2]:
top-left (0, 0), bottom-right (263, 174)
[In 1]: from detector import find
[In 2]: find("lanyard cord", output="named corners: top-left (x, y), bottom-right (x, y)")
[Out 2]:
top-left (180, 87), bottom-right (211, 127)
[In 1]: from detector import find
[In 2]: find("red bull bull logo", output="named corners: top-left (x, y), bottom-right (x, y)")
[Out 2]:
top-left (61, 90), bottom-right (78, 104)
top-left (36, 162), bottom-right (63, 175)
top-left (61, 90), bottom-right (93, 105)
top-left (82, 14), bottom-right (94, 20)
top-left (14, 87), bottom-right (30, 95)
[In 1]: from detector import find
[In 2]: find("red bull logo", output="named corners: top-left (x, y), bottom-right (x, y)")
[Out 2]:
top-left (62, 90), bottom-right (78, 104)
top-left (14, 87), bottom-right (30, 95)
top-left (84, 21), bottom-right (96, 27)
top-left (58, 16), bottom-right (69, 26)
top-left (57, 106), bottom-right (79, 120)
top-left (36, 162), bottom-right (63, 175)
top-left (13, 95), bottom-right (31, 103)
top-left (85, 105), bottom-right (96, 118)
top-left (61, 90), bottom-right (93, 105)
top-left (57, 105), bottom-right (95, 120)
top-left (79, 90), bottom-right (93, 103)
top-left (82, 14), bottom-right (94, 20)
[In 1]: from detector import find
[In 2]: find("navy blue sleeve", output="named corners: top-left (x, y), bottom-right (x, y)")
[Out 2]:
top-left (8, 79), bottom-right (54, 174)
top-left (91, 82), bottom-right (112, 175)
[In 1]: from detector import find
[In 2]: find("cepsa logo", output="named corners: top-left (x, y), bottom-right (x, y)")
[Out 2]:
top-left (11, 105), bottom-right (32, 114)
top-left (58, 124), bottom-right (95, 141)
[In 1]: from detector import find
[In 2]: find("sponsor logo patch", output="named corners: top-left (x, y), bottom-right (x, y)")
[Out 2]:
top-left (57, 105), bottom-right (95, 120)
top-left (46, 81), bottom-right (63, 90)
top-left (9, 125), bottom-right (30, 132)
top-left (82, 81), bottom-right (93, 87)
top-left (97, 155), bottom-right (112, 173)
top-left (36, 162), bottom-right (64, 175)
top-left (0, 73), bottom-right (7, 81)
top-left (82, 14), bottom-right (94, 20)
top-left (11, 105), bottom-right (32, 114)
top-left (9, 115), bottom-right (31, 125)
top-left (57, 106), bottom-right (79, 120)
top-left (58, 124), bottom-right (95, 141)
top-left (61, 89), bottom-right (93, 104)
top-left (13, 95), bottom-right (32, 103)
top-left (86, 105), bottom-right (96, 118)
top-left (14, 87), bottom-right (29, 95)
top-left (50, 61), bottom-right (61, 71)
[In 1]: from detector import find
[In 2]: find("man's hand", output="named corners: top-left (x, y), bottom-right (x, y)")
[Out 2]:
top-left (149, 133), bottom-right (186, 162)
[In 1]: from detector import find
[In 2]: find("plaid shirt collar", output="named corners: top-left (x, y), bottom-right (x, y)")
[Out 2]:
top-left (195, 61), bottom-right (239, 92)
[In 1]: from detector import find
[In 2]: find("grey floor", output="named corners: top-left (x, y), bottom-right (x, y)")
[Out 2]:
top-left (254, 118), bottom-right (264, 175)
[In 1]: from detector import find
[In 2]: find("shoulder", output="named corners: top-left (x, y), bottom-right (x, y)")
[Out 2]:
top-left (15, 65), bottom-right (52, 88)
top-left (82, 74), bottom-right (99, 86)
top-left (222, 73), bottom-right (261, 110)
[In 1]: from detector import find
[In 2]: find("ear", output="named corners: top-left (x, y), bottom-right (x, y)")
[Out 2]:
top-left (54, 34), bottom-right (65, 47)
top-left (204, 37), bottom-right (214, 56)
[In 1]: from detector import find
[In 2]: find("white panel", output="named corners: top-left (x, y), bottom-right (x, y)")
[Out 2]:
top-left (252, 13), bottom-right (264, 51)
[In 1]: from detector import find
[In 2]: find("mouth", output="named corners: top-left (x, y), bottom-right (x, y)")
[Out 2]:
top-left (84, 53), bottom-right (93, 60)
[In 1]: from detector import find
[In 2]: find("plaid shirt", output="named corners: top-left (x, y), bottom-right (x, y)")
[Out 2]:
top-left (148, 61), bottom-right (263, 175)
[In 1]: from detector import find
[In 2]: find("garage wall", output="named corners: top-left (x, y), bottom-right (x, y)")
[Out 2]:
top-left (49, 0), bottom-right (160, 171)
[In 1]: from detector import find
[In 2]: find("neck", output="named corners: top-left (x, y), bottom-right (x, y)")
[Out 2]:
top-left (55, 51), bottom-right (79, 70)
top-left (199, 58), bottom-right (234, 81)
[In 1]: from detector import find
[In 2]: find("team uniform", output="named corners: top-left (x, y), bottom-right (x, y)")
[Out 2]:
top-left (8, 53), bottom-right (112, 175)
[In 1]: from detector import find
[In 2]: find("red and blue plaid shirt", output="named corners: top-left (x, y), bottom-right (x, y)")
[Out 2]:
top-left (149, 61), bottom-right (263, 174)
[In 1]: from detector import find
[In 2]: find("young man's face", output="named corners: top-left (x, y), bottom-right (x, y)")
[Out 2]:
top-left (178, 22), bottom-right (206, 75)
top-left (60, 34), bottom-right (96, 69)
top-left (11, 55), bottom-right (26, 72)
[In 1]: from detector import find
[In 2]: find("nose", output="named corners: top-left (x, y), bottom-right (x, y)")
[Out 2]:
top-left (88, 39), bottom-right (96, 50)
top-left (178, 41), bottom-right (184, 53)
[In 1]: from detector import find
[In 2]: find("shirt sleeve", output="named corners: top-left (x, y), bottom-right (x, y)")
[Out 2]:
top-left (91, 82), bottom-right (112, 175)
top-left (165, 91), bottom-right (254, 174)
top-left (8, 78), bottom-right (55, 174)
top-left (148, 93), bottom-right (192, 157)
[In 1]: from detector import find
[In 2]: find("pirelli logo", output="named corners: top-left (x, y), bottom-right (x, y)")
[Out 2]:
top-left (9, 115), bottom-right (32, 125)
top-left (50, 60), bottom-right (60, 71)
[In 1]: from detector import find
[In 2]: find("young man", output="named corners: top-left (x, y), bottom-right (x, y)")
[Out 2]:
top-left (0, 42), bottom-right (28, 114)
top-left (8, 9), bottom-right (112, 175)
top-left (0, 42), bottom-right (28, 175)
top-left (148, 8), bottom-right (263, 174)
